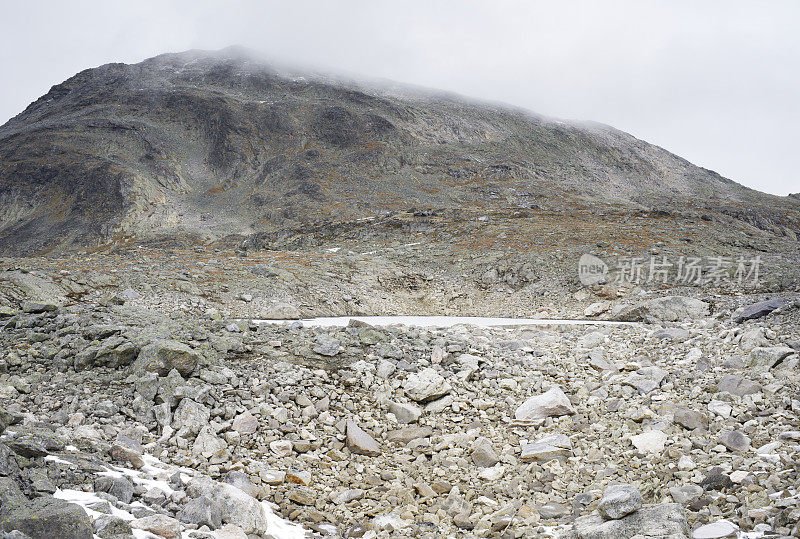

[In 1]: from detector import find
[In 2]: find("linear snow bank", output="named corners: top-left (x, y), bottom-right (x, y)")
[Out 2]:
top-left (253, 315), bottom-right (637, 328)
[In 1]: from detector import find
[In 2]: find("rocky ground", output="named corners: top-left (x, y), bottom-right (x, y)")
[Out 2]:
top-left (1, 247), bottom-right (799, 538)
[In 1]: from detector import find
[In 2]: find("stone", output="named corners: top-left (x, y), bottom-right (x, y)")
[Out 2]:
top-left (538, 503), bottom-right (570, 519)
top-left (597, 484), bottom-right (643, 520)
top-left (403, 368), bottom-right (452, 403)
top-left (573, 503), bottom-right (689, 538)
top-left (231, 411), bottom-right (258, 434)
top-left (94, 475), bottom-right (134, 504)
top-left (269, 440), bottom-right (293, 457)
top-left (387, 401), bottom-right (422, 423)
top-left (386, 426), bottom-right (433, 444)
top-left (187, 477), bottom-right (268, 535)
top-left (734, 298), bottom-right (789, 323)
top-left (521, 433), bottom-right (573, 461)
top-left (717, 374), bottom-right (761, 397)
top-left (615, 296), bottom-right (710, 322)
top-left (719, 430), bottom-right (750, 452)
top-left (470, 437), bottom-right (499, 467)
top-left (313, 337), bottom-right (341, 356)
top-left (20, 301), bottom-right (58, 313)
top-left (0, 497), bottom-right (93, 539)
top-left (630, 430), bottom-right (667, 453)
top-left (223, 470), bottom-right (260, 499)
top-left (288, 487), bottom-right (316, 505)
top-left (692, 519), bottom-right (739, 538)
top-left (749, 346), bottom-right (795, 368)
top-left (134, 339), bottom-right (201, 377)
top-left (6, 428), bottom-right (64, 458)
top-left (109, 435), bottom-right (144, 469)
top-left (700, 473), bottom-right (733, 491)
top-left (130, 514), bottom-right (183, 539)
top-left (478, 464), bottom-right (505, 481)
top-left (346, 420), bottom-right (380, 456)
top-left (192, 426), bottom-right (228, 458)
top-left (514, 387), bottom-right (574, 422)
top-left (177, 495), bottom-right (222, 529)
top-left (673, 407), bottom-right (708, 430)
top-left (93, 514), bottom-right (133, 538)
top-left (173, 399), bottom-right (210, 437)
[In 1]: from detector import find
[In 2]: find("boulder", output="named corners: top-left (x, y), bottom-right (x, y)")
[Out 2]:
top-left (597, 484), bottom-right (643, 520)
top-left (346, 420), bottom-right (380, 456)
top-left (717, 374), bottom-right (761, 397)
top-left (573, 503), bottom-right (689, 538)
top-left (514, 387), bottom-right (574, 422)
top-left (134, 339), bottom-right (201, 377)
top-left (130, 514), bottom-right (183, 539)
top-left (403, 368), bottom-right (452, 403)
top-left (749, 346), bottom-right (796, 368)
top-left (734, 298), bottom-right (789, 323)
top-left (520, 433), bottom-right (573, 461)
top-left (0, 496), bottom-right (93, 539)
top-left (615, 296), bottom-right (710, 322)
top-left (177, 495), bottom-right (222, 529)
top-left (470, 437), bottom-right (499, 467)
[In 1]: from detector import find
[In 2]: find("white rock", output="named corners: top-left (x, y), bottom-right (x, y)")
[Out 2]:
top-left (630, 430), bottom-right (667, 453)
top-left (514, 387), bottom-right (574, 422)
top-left (692, 519), bottom-right (739, 538)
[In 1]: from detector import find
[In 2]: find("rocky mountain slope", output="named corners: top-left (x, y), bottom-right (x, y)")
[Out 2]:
top-left (1, 47), bottom-right (798, 255)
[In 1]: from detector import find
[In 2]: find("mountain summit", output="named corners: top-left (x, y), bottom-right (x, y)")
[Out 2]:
top-left (0, 47), bottom-right (797, 254)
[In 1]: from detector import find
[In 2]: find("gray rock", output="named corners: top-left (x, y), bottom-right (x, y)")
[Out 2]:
top-left (20, 301), bottom-right (58, 314)
top-left (734, 298), bottom-right (789, 323)
top-left (749, 346), bottom-right (795, 368)
top-left (521, 433), bottom-right (573, 461)
top-left (92, 514), bottom-right (133, 538)
top-left (470, 437), bottom-right (499, 467)
top-left (313, 337), bottom-right (341, 356)
top-left (177, 495), bottom-right (222, 529)
top-left (615, 296), bottom-right (710, 322)
top-left (514, 387), bottom-right (574, 422)
top-left (94, 475), bottom-right (134, 504)
top-left (134, 339), bottom-right (201, 377)
top-left (719, 430), bottom-right (750, 452)
top-left (573, 503), bottom-right (689, 538)
top-left (109, 435), bottom-right (144, 469)
top-left (673, 407), bottom-right (708, 430)
top-left (129, 514), bottom-right (182, 539)
top-left (597, 484), bottom-right (643, 520)
top-left (717, 374), bottom-right (761, 397)
top-left (403, 368), bottom-right (452, 403)
top-left (173, 399), bottom-right (210, 437)
top-left (387, 401), bottom-right (422, 423)
top-left (0, 496), bottom-right (93, 539)
top-left (231, 411), bottom-right (258, 435)
top-left (346, 420), bottom-right (380, 456)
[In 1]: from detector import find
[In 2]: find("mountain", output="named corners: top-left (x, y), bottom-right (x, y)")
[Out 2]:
top-left (0, 47), bottom-right (797, 255)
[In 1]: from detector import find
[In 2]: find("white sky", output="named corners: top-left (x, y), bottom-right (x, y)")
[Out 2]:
top-left (1, 0), bottom-right (798, 195)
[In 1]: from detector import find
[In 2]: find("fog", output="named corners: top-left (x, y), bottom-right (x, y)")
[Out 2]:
top-left (1, 0), bottom-right (798, 195)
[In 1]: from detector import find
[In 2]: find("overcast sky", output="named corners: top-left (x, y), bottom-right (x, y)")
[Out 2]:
top-left (1, 1), bottom-right (798, 195)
